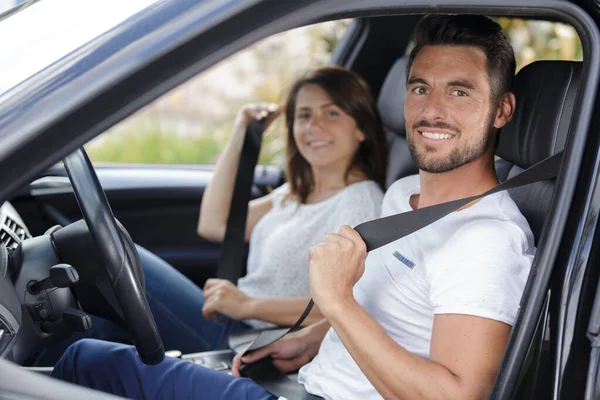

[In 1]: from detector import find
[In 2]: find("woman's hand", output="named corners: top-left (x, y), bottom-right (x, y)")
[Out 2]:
top-left (231, 103), bottom-right (281, 137)
top-left (202, 279), bottom-right (254, 321)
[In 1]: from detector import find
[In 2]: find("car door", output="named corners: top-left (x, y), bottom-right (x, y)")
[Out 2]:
top-left (9, 162), bottom-right (284, 287)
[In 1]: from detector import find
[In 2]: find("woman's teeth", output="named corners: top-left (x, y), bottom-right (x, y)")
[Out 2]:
top-left (308, 141), bottom-right (333, 147)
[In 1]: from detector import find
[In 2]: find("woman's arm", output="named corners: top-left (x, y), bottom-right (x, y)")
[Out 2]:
top-left (245, 296), bottom-right (322, 327)
top-left (197, 103), bottom-right (279, 242)
top-left (202, 280), bottom-right (321, 326)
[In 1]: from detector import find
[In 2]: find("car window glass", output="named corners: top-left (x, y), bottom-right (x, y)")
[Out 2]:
top-left (86, 20), bottom-right (351, 165)
top-left (497, 18), bottom-right (583, 70)
top-left (0, 0), bottom-right (157, 94)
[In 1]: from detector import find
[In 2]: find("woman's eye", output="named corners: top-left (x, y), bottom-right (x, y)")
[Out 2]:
top-left (326, 110), bottom-right (340, 117)
top-left (412, 87), bottom-right (428, 95)
top-left (297, 113), bottom-right (310, 120)
top-left (451, 90), bottom-right (468, 97)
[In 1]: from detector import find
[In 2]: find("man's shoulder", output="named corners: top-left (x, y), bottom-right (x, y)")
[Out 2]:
top-left (386, 174), bottom-right (420, 196)
top-left (382, 174), bottom-right (420, 212)
top-left (449, 195), bottom-right (535, 252)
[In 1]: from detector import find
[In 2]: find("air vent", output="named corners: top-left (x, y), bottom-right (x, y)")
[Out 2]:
top-left (0, 216), bottom-right (29, 250)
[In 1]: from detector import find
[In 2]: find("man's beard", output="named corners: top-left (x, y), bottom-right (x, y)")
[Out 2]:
top-left (407, 113), bottom-right (494, 174)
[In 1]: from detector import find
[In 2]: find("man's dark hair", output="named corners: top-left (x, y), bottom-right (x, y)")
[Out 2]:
top-left (407, 15), bottom-right (516, 102)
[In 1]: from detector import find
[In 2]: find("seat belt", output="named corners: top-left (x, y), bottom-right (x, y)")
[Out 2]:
top-left (241, 150), bottom-right (563, 354)
top-left (217, 119), bottom-right (265, 283)
top-left (214, 120), bottom-right (265, 348)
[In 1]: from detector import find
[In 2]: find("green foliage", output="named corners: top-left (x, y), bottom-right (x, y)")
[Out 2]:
top-left (87, 129), bottom-right (225, 164)
top-left (87, 125), bottom-right (286, 165)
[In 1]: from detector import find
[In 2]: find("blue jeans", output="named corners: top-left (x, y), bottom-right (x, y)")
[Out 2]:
top-left (52, 338), bottom-right (276, 400)
top-left (34, 245), bottom-right (250, 365)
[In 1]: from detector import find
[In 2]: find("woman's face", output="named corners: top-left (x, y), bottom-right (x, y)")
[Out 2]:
top-left (292, 84), bottom-right (365, 172)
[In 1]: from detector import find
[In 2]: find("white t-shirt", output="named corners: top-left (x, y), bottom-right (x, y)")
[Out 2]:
top-left (237, 180), bottom-right (384, 329)
top-left (298, 175), bottom-right (535, 399)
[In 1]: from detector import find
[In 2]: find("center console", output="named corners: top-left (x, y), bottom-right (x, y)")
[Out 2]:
top-left (178, 349), bottom-right (235, 372)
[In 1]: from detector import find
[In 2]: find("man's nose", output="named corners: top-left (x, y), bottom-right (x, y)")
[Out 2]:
top-left (421, 91), bottom-right (448, 121)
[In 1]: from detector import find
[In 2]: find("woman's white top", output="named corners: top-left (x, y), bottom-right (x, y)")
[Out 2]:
top-left (237, 180), bottom-right (384, 328)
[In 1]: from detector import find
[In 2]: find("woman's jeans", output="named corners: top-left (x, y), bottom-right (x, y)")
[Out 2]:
top-left (33, 245), bottom-right (250, 366)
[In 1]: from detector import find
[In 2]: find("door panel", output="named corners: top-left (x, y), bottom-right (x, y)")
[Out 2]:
top-left (10, 163), bottom-right (285, 287)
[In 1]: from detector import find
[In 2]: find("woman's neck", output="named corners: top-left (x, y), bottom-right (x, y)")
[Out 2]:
top-left (305, 165), bottom-right (366, 204)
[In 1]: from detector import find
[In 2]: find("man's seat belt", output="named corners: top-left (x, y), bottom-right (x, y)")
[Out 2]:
top-left (216, 120), bottom-right (563, 398)
top-left (239, 151), bottom-right (562, 400)
top-left (240, 150), bottom-right (563, 355)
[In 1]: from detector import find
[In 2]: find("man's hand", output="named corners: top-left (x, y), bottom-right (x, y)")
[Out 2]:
top-left (202, 279), bottom-right (252, 321)
top-left (308, 225), bottom-right (367, 315)
top-left (231, 330), bottom-right (314, 377)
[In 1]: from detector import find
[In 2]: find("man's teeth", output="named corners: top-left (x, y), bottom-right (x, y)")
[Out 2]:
top-left (421, 132), bottom-right (453, 140)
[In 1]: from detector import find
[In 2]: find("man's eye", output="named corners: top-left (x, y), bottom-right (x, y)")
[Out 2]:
top-left (412, 87), bottom-right (428, 95)
top-left (451, 90), bottom-right (468, 97)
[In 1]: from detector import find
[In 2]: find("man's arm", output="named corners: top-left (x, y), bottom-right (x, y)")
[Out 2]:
top-left (325, 300), bottom-right (510, 400)
top-left (232, 319), bottom-right (331, 376)
top-left (308, 225), bottom-right (512, 400)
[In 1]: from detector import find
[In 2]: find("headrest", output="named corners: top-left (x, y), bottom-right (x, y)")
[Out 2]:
top-left (496, 61), bottom-right (582, 169)
top-left (377, 56), bottom-right (408, 136)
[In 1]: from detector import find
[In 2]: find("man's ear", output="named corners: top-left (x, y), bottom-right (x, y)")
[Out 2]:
top-left (493, 92), bottom-right (516, 129)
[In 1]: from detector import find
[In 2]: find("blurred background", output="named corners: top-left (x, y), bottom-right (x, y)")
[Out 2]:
top-left (7, 10), bottom-right (572, 166)
top-left (85, 17), bottom-right (582, 166)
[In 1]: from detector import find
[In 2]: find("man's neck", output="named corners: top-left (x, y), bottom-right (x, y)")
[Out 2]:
top-left (413, 156), bottom-right (499, 210)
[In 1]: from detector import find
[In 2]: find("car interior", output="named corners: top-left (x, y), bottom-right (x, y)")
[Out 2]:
top-left (0, 1), bottom-right (598, 399)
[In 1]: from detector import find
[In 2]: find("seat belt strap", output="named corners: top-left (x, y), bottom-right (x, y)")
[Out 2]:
top-left (241, 150), bottom-right (563, 354)
top-left (216, 120), bottom-right (265, 283)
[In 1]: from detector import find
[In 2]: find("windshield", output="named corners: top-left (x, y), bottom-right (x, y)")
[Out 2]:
top-left (0, 0), bottom-right (157, 94)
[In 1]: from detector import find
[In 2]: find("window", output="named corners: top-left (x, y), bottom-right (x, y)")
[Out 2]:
top-left (86, 20), bottom-right (351, 165)
top-left (497, 18), bottom-right (583, 71)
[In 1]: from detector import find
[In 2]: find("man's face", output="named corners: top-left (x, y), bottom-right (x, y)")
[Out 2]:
top-left (404, 45), bottom-right (497, 173)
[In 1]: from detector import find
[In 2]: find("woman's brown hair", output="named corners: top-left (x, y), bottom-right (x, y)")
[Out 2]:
top-left (283, 66), bottom-right (388, 203)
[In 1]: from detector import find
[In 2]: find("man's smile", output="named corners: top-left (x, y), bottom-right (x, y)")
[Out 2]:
top-left (417, 129), bottom-right (456, 142)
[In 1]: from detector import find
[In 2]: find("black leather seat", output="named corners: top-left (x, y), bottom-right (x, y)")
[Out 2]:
top-left (496, 60), bottom-right (582, 243)
top-left (377, 56), bottom-right (419, 188)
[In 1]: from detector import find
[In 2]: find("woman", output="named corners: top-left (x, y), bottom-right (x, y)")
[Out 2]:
top-left (193, 65), bottom-right (388, 344)
top-left (35, 66), bottom-right (388, 363)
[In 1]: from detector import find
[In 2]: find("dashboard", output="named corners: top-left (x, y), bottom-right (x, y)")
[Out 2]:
top-left (0, 201), bottom-right (30, 359)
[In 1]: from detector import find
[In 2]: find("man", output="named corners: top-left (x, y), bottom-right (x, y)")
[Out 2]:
top-left (52, 14), bottom-right (533, 400)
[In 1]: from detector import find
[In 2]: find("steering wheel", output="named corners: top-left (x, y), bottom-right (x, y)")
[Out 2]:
top-left (63, 147), bottom-right (164, 365)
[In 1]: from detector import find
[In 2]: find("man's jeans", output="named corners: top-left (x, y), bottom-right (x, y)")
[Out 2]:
top-left (52, 339), bottom-right (276, 400)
